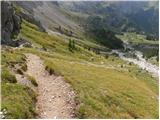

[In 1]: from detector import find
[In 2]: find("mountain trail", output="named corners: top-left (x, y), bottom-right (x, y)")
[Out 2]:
top-left (24, 53), bottom-right (76, 119)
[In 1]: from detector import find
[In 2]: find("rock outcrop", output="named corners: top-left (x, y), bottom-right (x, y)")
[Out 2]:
top-left (1, 2), bottom-right (22, 46)
top-left (1, 2), bottom-right (45, 47)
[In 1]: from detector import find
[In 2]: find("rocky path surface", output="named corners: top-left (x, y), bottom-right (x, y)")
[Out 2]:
top-left (24, 53), bottom-right (76, 119)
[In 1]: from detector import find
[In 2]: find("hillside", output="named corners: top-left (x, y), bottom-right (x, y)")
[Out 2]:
top-left (13, 1), bottom-right (159, 49)
top-left (59, 1), bottom-right (159, 37)
top-left (1, 1), bottom-right (159, 119)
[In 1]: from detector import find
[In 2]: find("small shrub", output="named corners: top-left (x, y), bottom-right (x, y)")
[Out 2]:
top-left (68, 39), bottom-right (76, 52)
top-left (21, 64), bottom-right (27, 71)
top-left (76, 106), bottom-right (86, 119)
top-left (42, 46), bottom-right (47, 51)
top-left (16, 69), bottom-right (24, 75)
top-left (105, 55), bottom-right (109, 59)
top-left (27, 75), bottom-right (38, 87)
top-left (156, 56), bottom-right (159, 62)
top-left (2, 68), bottom-right (17, 83)
top-left (10, 63), bottom-right (15, 67)
top-left (45, 66), bottom-right (55, 75)
top-left (21, 57), bottom-right (26, 62)
top-left (129, 62), bottom-right (132, 65)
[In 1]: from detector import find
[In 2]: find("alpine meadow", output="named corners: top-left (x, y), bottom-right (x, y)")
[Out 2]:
top-left (1, 1), bottom-right (159, 119)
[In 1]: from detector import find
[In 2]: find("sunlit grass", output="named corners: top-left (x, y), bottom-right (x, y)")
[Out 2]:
top-left (2, 20), bottom-right (158, 119)
top-left (1, 83), bottom-right (37, 119)
top-left (116, 32), bottom-right (159, 45)
top-left (41, 54), bottom-right (158, 118)
top-left (1, 48), bottom-right (37, 118)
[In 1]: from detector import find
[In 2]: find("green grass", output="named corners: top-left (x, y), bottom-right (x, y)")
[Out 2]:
top-left (26, 75), bottom-right (38, 87)
top-left (20, 48), bottom-right (158, 118)
top-left (2, 68), bottom-right (17, 83)
top-left (16, 68), bottom-right (24, 75)
top-left (20, 20), bottom-right (158, 118)
top-left (134, 45), bottom-right (159, 58)
top-left (1, 83), bottom-right (37, 119)
top-left (21, 63), bottom-right (27, 71)
top-left (116, 32), bottom-right (159, 45)
top-left (1, 47), bottom-right (37, 118)
top-left (13, 4), bottom-right (24, 14)
top-left (2, 48), bottom-right (26, 67)
top-left (40, 54), bottom-right (158, 118)
top-left (19, 20), bottom-right (108, 63)
top-left (147, 56), bottom-right (159, 66)
top-left (1, 48), bottom-right (26, 83)
top-left (2, 20), bottom-right (158, 118)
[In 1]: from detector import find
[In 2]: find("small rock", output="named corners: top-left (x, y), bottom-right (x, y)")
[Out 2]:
top-left (101, 61), bottom-right (104, 64)
top-left (51, 96), bottom-right (55, 99)
top-left (0, 112), bottom-right (3, 115)
top-left (3, 111), bottom-right (7, 114)
top-left (1, 115), bottom-right (5, 119)
top-left (52, 82), bottom-right (55, 85)
top-left (71, 114), bottom-right (74, 117)
top-left (43, 112), bottom-right (46, 115)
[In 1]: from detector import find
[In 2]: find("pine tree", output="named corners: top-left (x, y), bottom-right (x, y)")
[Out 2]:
top-left (68, 39), bottom-right (76, 52)
top-left (68, 39), bottom-right (72, 51)
top-left (72, 40), bottom-right (75, 49)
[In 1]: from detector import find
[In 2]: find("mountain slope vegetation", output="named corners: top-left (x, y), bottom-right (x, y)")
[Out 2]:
top-left (60, 1), bottom-right (159, 37)
top-left (1, 1), bottom-right (159, 119)
top-left (14, 1), bottom-right (159, 47)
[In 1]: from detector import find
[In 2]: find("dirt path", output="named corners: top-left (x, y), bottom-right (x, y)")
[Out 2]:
top-left (25, 53), bottom-right (76, 119)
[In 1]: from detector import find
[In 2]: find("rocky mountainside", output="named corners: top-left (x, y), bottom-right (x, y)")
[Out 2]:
top-left (1, 2), bottom-right (45, 46)
top-left (14, 1), bottom-right (82, 37)
top-left (14, 1), bottom-right (159, 38)
top-left (1, 2), bottom-right (21, 46)
top-left (59, 1), bottom-right (159, 37)
top-left (8, 1), bottom-right (158, 49)
top-left (3, 1), bottom-right (158, 48)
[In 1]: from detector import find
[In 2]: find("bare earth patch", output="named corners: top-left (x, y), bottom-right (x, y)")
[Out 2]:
top-left (22, 53), bottom-right (76, 119)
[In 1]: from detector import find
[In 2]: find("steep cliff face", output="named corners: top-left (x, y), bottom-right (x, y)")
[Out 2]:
top-left (1, 2), bottom-right (22, 46)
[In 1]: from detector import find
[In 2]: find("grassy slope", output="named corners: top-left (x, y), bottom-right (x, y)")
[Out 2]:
top-left (148, 56), bottom-right (159, 66)
top-left (2, 20), bottom-right (158, 118)
top-left (1, 48), bottom-right (37, 118)
top-left (41, 54), bottom-right (158, 118)
top-left (116, 32), bottom-right (159, 45)
top-left (1, 83), bottom-right (37, 119)
top-left (17, 20), bottom-right (158, 118)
